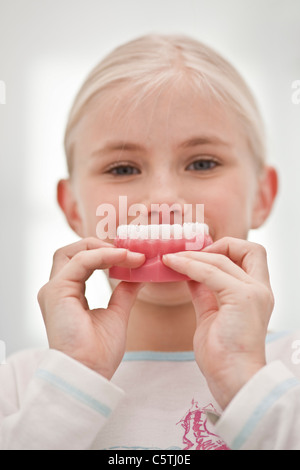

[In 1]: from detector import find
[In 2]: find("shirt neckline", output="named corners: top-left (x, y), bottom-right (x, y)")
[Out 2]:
top-left (122, 350), bottom-right (195, 362)
top-left (122, 332), bottom-right (288, 362)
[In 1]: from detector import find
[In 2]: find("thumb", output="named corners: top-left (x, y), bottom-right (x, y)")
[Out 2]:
top-left (107, 281), bottom-right (144, 321)
top-left (187, 281), bottom-right (218, 324)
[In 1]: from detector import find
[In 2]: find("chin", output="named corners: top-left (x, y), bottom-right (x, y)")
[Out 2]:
top-left (138, 281), bottom-right (192, 306)
top-left (107, 270), bottom-right (192, 307)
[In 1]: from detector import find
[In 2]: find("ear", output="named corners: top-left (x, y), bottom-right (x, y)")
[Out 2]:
top-left (57, 179), bottom-right (84, 237)
top-left (251, 166), bottom-right (278, 229)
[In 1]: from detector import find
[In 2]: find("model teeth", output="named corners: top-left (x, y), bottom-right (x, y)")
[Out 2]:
top-left (117, 223), bottom-right (209, 240)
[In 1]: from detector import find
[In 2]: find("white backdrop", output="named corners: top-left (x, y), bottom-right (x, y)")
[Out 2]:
top-left (0, 0), bottom-right (299, 355)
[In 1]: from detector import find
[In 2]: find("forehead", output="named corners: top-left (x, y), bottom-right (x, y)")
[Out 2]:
top-left (71, 81), bottom-right (249, 158)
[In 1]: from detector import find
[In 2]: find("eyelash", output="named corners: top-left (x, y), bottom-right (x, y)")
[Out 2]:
top-left (107, 163), bottom-right (140, 176)
top-left (106, 158), bottom-right (219, 176)
top-left (186, 159), bottom-right (219, 171)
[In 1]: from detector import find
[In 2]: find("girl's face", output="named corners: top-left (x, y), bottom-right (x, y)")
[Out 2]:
top-left (62, 81), bottom-right (275, 305)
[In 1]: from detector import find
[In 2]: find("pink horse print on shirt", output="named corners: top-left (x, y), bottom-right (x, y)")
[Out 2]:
top-left (176, 400), bottom-right (230, 450)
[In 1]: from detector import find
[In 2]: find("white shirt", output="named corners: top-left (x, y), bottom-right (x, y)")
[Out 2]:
top-left (0, 330), bottom-right (299, 450)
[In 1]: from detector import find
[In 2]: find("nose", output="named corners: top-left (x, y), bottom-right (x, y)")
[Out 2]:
top-left (142, 172), bottom-right (187, 225)
top-left (148, 203), bottom-right (184, 225)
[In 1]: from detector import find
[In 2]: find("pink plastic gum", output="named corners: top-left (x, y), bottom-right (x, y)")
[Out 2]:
top-left (109, 232), bottom-right (213, 282)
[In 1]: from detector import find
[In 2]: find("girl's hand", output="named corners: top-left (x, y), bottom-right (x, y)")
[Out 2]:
top-left (163, 237), bottom-right (274, 409)
top-left (37, 237), bottom-right (145, 380)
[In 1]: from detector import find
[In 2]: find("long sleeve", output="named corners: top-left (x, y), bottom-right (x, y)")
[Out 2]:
top-left (213, 361), bottom-right (300, 450)
top-left (0, 349), bottom-right (124, 450)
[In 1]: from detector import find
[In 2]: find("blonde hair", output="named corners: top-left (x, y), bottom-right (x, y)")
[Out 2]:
top-left (64, 34), bottom-right (266, 174)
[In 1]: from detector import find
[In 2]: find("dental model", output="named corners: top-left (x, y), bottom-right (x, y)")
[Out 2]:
top-left (109, 223), bottom-right (213, 282)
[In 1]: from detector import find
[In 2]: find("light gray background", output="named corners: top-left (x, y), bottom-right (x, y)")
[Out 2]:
top-left (0, 0), bottom-right (299, 356)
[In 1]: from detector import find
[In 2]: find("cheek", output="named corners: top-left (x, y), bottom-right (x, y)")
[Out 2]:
top-left (204, 175), bottom-right (256, 237)
top-left (75, 183), bottom-right (110, 237)
top-left (85, 187), bottom-right (141, 239)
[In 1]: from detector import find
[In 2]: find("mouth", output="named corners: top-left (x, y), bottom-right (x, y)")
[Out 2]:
top-left (109, 223), bottom-right (212, 282)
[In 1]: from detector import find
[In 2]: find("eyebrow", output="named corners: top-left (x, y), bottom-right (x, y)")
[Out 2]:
top-left (91, 135), bottom-right (230, 157)
top-left (91, 141), bottom-right (144, 158)
top-left (178, 135), bottom-right (230, 149)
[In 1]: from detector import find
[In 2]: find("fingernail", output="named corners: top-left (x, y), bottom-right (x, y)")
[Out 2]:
top-left (163, 253), bottom-right (180, 260)
top-left (128, 250), bottom-right (145, 257)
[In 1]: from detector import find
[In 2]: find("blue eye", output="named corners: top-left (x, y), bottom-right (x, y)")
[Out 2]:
top-left (108, 165), bottom-right (140, 176)
top-left (187, 159), bottom-right (218, 171)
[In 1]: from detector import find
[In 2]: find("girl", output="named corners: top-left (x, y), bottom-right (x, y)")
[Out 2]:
top-left (1, 34), bottom-right (299, 450)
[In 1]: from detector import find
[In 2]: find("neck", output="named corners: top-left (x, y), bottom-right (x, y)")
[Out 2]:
top-left (125, 297), bottom-right (196, 352)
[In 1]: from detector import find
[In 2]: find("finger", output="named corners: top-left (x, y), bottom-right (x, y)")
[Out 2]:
top-left (50, 237), bottom-right (114, 278)
top-left (162, 253), bottom-right (241, 295)
top-left (107, 281), bottom-right (145, 322)
top-left (202, 237), bottom-right (270, 284)
top-left (167, 251), bottom-right (250, 283)
top-left (54, 248), bottom-right (145, 283)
